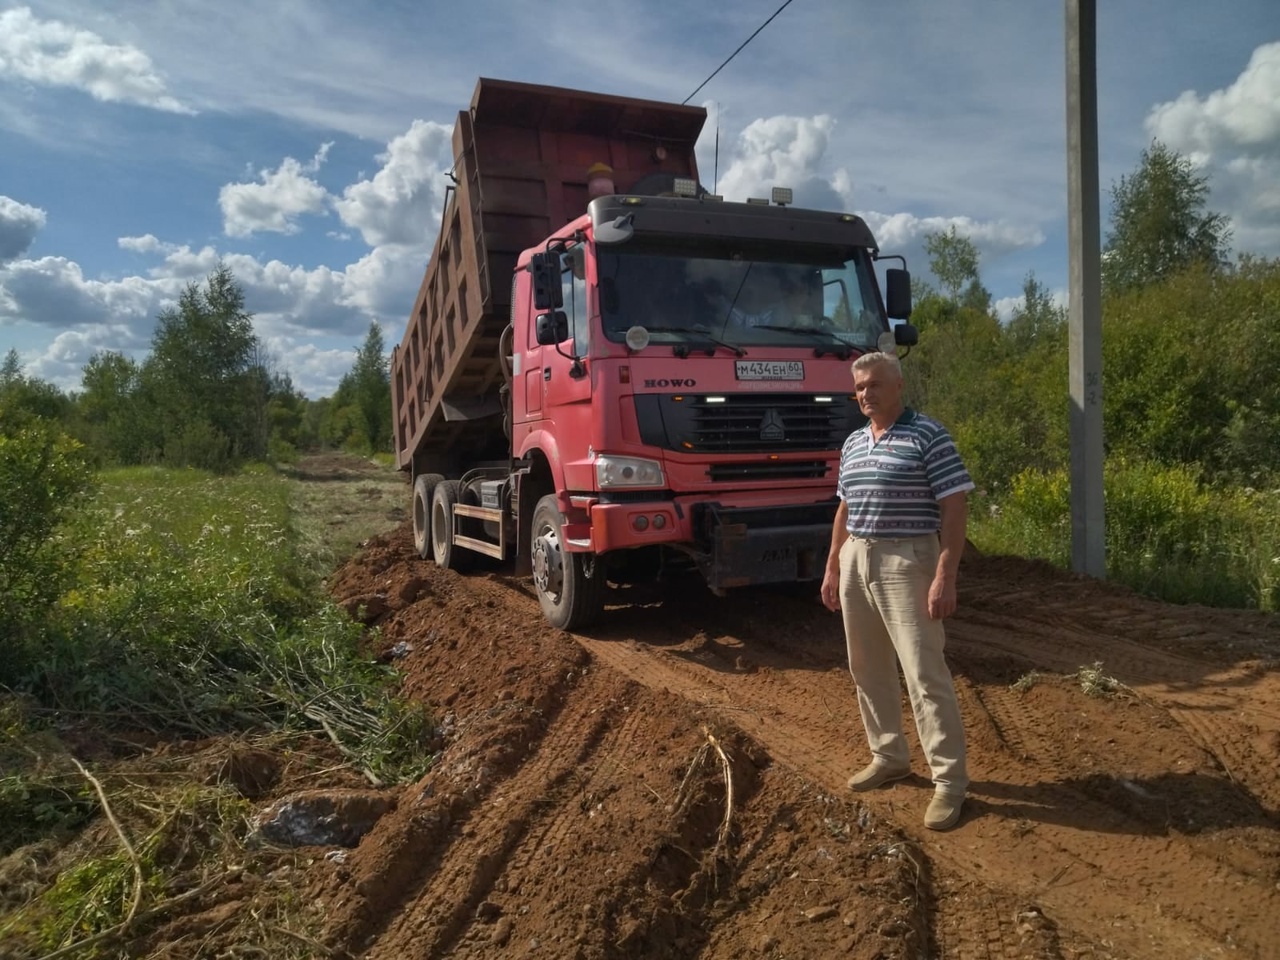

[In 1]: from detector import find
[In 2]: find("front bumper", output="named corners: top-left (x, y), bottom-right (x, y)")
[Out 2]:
top-left (569, 493), bottom-right (838, 590)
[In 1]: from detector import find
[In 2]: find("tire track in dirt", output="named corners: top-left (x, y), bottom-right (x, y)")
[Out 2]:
top-left (321, 528), bottom-right (1278, 959)
top-left (571, 584), bottom-right (1280, 959)
top-left (573, 633), bottom-right (1030, 960)
top-left (363, 672), bottom-right (619, 957)
top-left (947, 607), bottom-right (1280, 816)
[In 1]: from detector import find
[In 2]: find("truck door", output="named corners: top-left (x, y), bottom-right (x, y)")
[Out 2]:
top-left (524, 244), bottom-right (594, 487)
top-left (527, 245), bottom-right (593, 415)
top-left (541, 244), bottom-right (592, 412)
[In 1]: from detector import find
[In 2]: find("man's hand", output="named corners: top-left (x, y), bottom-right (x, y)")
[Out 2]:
top-left (820, 566), bottom-right (841, 612)
top-left (927, 574), bottom-right (957, 620)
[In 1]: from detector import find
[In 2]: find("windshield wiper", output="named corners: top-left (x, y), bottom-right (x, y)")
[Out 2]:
top-left (752, 324), bottom-right (854, 359)
top-left (682, 325), bottom-right (745, 358)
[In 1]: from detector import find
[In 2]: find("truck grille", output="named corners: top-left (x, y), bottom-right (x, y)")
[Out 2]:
top-left (635, 394), bottom-right (863, 455)
top-left (707, 460), bottom-right (830, 482)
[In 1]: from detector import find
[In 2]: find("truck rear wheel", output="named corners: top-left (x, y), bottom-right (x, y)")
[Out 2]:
top-left (431, 480), bottom-right (472, 571)
top-left (412, 473), bottom-right (445, 560)
top-left (530, 494), bottom-right (605, 631)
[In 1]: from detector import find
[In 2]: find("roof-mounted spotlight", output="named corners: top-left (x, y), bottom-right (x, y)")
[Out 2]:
top-left (672, 177), bottom-right (698, 198)
top-left (771, 187), bottom-right (793, 206)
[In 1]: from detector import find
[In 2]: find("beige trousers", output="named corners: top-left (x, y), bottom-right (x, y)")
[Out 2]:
top-left (839, 534), bottom-right (968, 796)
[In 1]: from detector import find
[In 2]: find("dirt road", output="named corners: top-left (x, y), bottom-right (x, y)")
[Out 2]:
top-left (317, 518), bottom-right (1280, 959)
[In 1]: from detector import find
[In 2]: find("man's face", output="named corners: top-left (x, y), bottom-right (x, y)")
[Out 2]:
top-left (853, 360), bottom-right (904, 419)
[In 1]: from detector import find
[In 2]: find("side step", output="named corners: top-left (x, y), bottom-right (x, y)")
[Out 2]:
top-left (452, 503), bottom-right (507, 559)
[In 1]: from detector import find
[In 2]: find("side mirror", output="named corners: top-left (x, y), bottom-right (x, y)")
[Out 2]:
top-left (885, 268), bottom-right (912, 320)
top-left (531, 253), bottom-right (563, 311)
top-left (894, 323), bottom-right (919, 347)
top-left (536, 311), bottom-right (569, 346)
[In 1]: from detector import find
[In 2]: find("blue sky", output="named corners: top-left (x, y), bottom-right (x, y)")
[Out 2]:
top-left (2, 1), bottom-right (1277, 397)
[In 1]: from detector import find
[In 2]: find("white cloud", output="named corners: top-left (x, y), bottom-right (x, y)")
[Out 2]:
top-left (0, 6), bottom-right (192, 113)
top-left (118, 234), bottom-right (178, 255)
top-left (1146, 42), bottom-right (1280, 157)
top-left (0, 256), bottom-right (169, 331)
top-left (0, 195), bottom-right (46, 265)
top-left (27, 323), bottom-right (145, 389)
top-left (134, 242), bottom-right (362, 336)
top-left (711, 114), bottom-right (848, 210)
top-left (857, 212), bottom-right (1045, 298)
top-left (219, 150), bottom-right (333, 238)
top-left (863, 213), bottom-right (1045, 259)
top-left (341, 243), bottom-right (428, 321)
top-left (1, 243), bottom-right (371, 394)
top-left (994, 286), bottom-right (1067, 323)
top-left (1146, 41), bottom-right (1280, 256)
top-left (993, 295), bottom-right (1022, 322)
top-left (261, 336), bottom-right (359, 398)
top-left (333, 120), bottom-right (455, 247)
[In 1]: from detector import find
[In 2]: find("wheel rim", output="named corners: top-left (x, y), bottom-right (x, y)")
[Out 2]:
top-left (531, 520), bottom-right (564, 601)
top-left (432, 497), bottom-right (448, 557)
top-left (414, 489), bottom-right (428, 545)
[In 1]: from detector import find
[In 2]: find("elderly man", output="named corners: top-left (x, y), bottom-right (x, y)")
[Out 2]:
top-left (820, 350), bottom-right (973, 831)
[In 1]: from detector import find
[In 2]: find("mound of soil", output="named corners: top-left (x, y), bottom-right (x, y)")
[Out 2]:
top-left (309, 523), bottom-right (1280, 959)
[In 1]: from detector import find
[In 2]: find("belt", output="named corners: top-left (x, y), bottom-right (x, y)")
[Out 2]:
top-left (848, 532), bottom-right (938, 543)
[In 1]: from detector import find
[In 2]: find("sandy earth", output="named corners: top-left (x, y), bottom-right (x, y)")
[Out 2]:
top-left (310, 488), bottom-right (1280, 960)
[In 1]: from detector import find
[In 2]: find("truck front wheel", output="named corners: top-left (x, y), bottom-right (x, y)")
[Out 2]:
top-left (530, 494), bottom-right (605, 631)
top-left (412, 473), bottom-right (445, 559)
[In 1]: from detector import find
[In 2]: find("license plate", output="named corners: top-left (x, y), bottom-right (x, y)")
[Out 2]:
top-left (735, 360), bottom-right (804, 381)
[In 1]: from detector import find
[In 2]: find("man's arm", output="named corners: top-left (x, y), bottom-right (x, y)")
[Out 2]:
top-left (820, 499), bottom-right (848, 612)
top-left (929, 491), bottom-right (967, 620)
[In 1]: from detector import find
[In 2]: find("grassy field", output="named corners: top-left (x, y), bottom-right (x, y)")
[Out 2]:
top-left (0, 454), bottom-right (425, 957)
top-left (279, 452), bottom-right (408, 578)
top-left (969, 462), bottom-right (1280, 611)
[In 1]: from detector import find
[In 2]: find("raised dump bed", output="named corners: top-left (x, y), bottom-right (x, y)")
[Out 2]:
top-left (391, 77), bottom-right (706, 474)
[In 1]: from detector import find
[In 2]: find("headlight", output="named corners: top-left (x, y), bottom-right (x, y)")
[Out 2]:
top-left (595, 455), bottom-right (665, 489)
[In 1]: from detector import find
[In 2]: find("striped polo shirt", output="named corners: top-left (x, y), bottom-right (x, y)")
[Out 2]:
top-left (838, 408), bottom-right (974, 537)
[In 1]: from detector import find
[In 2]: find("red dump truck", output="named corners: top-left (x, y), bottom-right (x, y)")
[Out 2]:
top-left (390, 78), bottom-right (917, 629)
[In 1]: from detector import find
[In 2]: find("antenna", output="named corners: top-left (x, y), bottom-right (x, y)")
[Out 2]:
top-left (682, 0), bottom-right (797, 105)
top-left (714, 106), bottom-right (720, 195)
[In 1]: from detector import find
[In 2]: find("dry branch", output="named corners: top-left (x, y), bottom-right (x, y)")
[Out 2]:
top-left (67, 756), bottom-right (144, 927)
top-left (704, 729), bottom-right (735, 858)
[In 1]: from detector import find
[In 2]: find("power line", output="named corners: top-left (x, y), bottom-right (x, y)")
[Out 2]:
top-left (682, 0), bottom-right (798, 105)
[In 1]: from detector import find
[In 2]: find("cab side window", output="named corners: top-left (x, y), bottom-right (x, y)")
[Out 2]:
top-left (560, 246), bottom-right (588, 356)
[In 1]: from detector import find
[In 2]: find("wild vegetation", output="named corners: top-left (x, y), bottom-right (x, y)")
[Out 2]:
top-left (0, 136), bottom-right (1276, 956)
top-left (0, 433), bottom-right (423, 954)
top-left (905, 141), bottom-right (1279, 611)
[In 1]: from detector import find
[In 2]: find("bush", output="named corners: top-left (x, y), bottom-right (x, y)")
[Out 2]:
top-left (0, 419), bottom-right (94, 665)
top-left (163, 418), bottom-right (233, 473)
top-left (971, 458), bottom-right (1279, 609)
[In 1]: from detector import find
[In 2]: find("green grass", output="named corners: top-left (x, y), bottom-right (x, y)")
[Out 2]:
top-left (970, 460), bottom-right (1280, 611)
top-left (4, 463), bottom-right (432, 786)
top-left (0, 459), bottom-right (431, 955)
top-left (282, 455), bottom-right (407, 577)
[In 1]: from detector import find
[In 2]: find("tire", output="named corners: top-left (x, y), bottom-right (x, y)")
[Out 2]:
top-left (530, 494), bottom-right (606, 631)
top-left (412, 473), bottom-right (445, 560)
top-left (431, 480), bottom-right (472, 571)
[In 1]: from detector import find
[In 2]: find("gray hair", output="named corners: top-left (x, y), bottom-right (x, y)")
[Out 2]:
top-left (850, 350), bottom-right (902, 378)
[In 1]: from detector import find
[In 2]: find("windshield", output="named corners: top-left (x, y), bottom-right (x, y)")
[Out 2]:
top-left (596, 242), bottom-right (887, 349)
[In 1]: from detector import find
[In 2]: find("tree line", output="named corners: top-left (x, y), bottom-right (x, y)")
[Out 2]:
top-left (1, 264), bottom-right (394, 472)
top-left (905, 141), bottom-right (1278, 609)
top-left (3, 140), bottom-right (1277, 608)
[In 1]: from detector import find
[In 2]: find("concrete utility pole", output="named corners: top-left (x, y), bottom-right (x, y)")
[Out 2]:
top-left (1065, 0), bottom-right (1106, 578)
